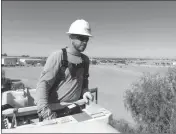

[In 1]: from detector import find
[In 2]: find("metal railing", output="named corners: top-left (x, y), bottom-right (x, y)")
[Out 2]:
top-left (2, 88), bottom-right (98, 117)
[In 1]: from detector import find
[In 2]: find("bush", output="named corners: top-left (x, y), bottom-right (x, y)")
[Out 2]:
top-left (109, 117), bottom-right (136, 134)
top-left (1, 69), bottom-right (32, 92)
top-left (2, 69), bottom-right (6, 78)
top-left (1, 78), bottom-right (12, 92)
top-left (11, 82), bottom-right (25, 90)
top-left (124, 67), bottom-right (176, 134)
top-left (91, 59), bottom-right (98, 65)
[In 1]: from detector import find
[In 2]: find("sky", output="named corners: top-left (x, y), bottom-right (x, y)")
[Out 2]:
top-left (2, 1), bottom-right (176, 58)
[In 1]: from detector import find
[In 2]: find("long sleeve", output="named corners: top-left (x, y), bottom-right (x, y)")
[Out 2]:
top-left (36, 51), bottom-right (62, 112)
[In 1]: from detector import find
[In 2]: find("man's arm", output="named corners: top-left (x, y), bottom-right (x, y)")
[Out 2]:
top-left (36, 51), bottom-right (62, 115)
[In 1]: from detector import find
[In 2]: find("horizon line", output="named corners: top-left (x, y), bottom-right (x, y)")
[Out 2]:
top-left (2, 55), bottom-right (176, 60)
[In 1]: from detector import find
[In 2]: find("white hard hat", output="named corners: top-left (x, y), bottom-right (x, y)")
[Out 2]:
top-left (67, 19), bottom-right (92, 37)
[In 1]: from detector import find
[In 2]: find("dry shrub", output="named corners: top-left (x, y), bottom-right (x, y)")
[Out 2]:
top-left (124, 67), bottom-right (176, 134)
top-left (109, 116), bottom-right (136, 134)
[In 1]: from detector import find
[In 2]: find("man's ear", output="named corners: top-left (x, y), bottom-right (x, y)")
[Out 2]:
top-left (69, 35), bottom-right (73, 43)
top-left (69, 34), bottom-right (72, 39)
top-left (69, 34), bottom-right (75, 39)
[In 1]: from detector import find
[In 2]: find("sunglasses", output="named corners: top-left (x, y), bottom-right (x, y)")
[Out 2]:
top-left (74, 35), bottom-right (89, 42)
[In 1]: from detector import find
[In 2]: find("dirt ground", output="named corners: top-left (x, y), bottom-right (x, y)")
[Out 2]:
top-left (2, 64), bottom-right (168, 124)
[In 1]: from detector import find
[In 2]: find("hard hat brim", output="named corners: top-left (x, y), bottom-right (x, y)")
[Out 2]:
top-left (66, 32), bottom-right (93, 37)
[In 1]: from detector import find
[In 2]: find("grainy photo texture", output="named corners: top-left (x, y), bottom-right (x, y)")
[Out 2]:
top-left (1, 1), bottom-right (176, 133)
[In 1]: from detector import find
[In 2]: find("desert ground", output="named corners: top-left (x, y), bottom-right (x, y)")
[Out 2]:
top-left (2, 64), bottom-right (169, 124)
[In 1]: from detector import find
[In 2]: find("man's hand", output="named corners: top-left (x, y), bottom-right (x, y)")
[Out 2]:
top-left (39, 107), bottom-right (57, 120)
top-left (83, 91), bottom-right (94, 104)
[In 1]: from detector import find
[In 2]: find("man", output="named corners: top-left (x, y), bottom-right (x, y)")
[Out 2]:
top-left (36, 19), bottom-right (94, 120)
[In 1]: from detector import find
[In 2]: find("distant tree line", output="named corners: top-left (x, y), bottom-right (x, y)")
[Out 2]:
top-left (25, 60), bottom-right (46, 66)
top-left (21, 55), bottom-right (30, 57)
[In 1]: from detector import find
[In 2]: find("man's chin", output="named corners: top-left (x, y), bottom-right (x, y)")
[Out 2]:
top-left (79, 48), bottom-right (85, 52)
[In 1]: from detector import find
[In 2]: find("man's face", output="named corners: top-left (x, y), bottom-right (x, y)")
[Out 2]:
top-left (71, 34), bottom-right (89, 52)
